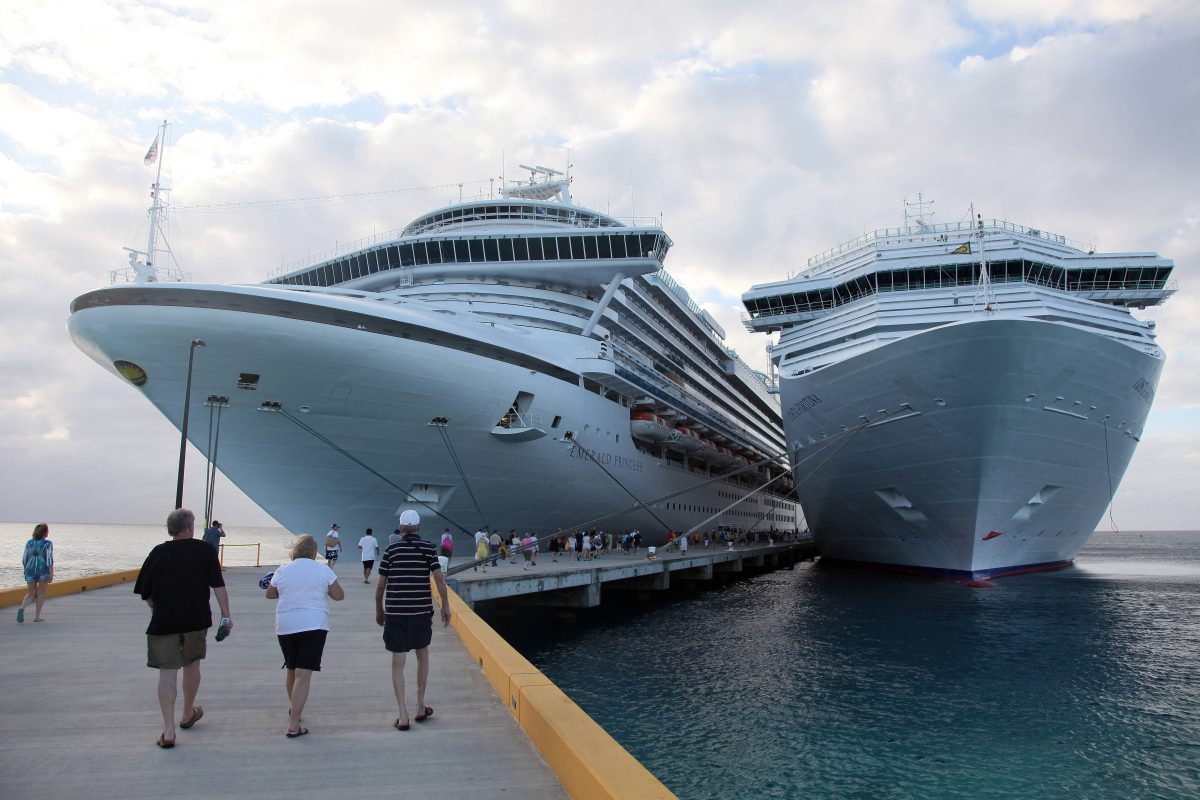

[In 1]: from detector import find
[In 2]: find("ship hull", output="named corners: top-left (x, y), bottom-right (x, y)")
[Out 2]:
top-left (779, 318), bottom-right (1163, 579)
top-left (69, 290), bottom-right (795, 548)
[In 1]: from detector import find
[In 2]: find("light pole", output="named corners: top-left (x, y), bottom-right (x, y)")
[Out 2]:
top-left (175, 338), bottom-right (205, 509)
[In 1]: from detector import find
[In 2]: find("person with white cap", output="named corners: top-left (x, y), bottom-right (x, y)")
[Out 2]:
top-left (375, 508), bottom-right (452, 731)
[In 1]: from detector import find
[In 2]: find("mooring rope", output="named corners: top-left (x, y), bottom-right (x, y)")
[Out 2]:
top-left (430, 418), bottom-right (490, 531)
top-left (266, 406), bottom-right (473, 534)
top-left (446, 421), bottom-right (870, 576)
top-left (565, 431), bottom-right (673, 532)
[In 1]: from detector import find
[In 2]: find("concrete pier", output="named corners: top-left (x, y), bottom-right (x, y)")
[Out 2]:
top-left (447, 541), bottom-right (813, 608)
top-left (0, 559), bottom-right (573, 800)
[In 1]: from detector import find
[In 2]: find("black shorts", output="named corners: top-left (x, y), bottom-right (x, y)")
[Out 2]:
top-left (383, 614), bottom-right (433, 654)
top-left (362, 560), bottom-right (375, 570)
top-left (278, 629), bottom-right (328, 671)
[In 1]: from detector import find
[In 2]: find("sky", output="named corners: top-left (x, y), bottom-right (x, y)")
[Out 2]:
top-left (1, 0), bottom-right (1197, 531)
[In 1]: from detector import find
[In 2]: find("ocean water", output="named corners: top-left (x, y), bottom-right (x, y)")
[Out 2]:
top-left (0, 522), bottom-right (295, 589)
top-left (481, 531), bottom-right (1200, 800)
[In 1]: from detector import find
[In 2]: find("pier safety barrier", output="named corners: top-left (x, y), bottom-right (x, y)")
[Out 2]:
top-left (219, 542), bottom-right (262, 568)
top-left (435, 577), bottom-right (677, 800)
top-left (0, 568), bottom-right (140, 607)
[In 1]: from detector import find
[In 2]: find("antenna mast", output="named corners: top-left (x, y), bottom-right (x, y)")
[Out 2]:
top-left (138, 119), bottom-right (169, 282)
top-left (903, 193), bottom-right (935, 233)
top-left (971, 203), bottom-right (996, 314)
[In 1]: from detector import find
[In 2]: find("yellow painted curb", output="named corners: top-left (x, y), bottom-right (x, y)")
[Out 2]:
top-left (438, 583), bottom-right (676, 800)
top-left (0, 568), bottom-right (140, 608)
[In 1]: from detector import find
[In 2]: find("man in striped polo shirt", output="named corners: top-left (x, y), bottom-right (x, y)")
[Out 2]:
top-left (375, 509), bottom-right (452, 730)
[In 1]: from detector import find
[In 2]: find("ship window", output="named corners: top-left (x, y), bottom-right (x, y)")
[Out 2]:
top-left (551, 415), bottom-right (561, 429)
top-left (498, 238), bottom-right (514, 261)
top-left (440, 240), bottom-right (456, 263)
top-left (455, 240), bottom-right (470, 262)
top-left (468, 240), bottom-right (484, 262)
top-left (570, 236), bottom-right (584, 259)
top-left (640, 234), bottom-right (657, 258)
top-left (483, 239), bottom-right (499, 261)
top-left (584, 236), bottom-right (598, 259)
top-left (598, 235), bottom-right (612, 259)
top-left (399, 244), bottom-right (415, 266)
top-left (528, 238), bottom-right (544, 260)
top-left (542, 237), bottom-right (559, 260)
top-left (385, 246), bottom-right (398, 269)
top-left (413, 242), bottom-right (429, 265)
top-left (514, 238), bottom-right (529, 260)
top-left (612, 235), bottom-right (627, 258)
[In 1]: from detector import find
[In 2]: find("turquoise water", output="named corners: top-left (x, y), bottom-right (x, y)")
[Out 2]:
top-left (482, 532), bottom-right (1200, 800)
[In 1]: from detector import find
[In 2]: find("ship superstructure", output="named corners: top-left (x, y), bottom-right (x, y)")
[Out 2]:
top-left (70, 160), bottom-right (799, 544)
top-left (742, 209), bottom-right (1174, 578)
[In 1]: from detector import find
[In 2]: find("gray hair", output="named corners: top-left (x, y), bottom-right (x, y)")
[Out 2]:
top-left (167, 508), bottom-right (195, 537)
top-left (290, 533), bottom-right (318, 560)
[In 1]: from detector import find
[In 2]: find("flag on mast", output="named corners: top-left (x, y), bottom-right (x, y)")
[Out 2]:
top-left (143, 134), bottom-right (159, 166)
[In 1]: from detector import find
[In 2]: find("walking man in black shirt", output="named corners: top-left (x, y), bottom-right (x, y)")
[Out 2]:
top-left (375, 509), bottom-right (451, 730)
top-left (134, 508), bottom-right (233, 748)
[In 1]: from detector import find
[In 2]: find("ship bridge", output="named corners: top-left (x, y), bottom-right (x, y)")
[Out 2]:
top-left (743, 220), bottom-right (1176, 334)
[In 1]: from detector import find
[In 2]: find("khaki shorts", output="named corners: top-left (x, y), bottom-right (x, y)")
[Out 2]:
top-left (147, 629), bottom-right (208, 669)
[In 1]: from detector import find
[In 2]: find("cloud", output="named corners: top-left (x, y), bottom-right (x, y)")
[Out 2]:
top-left (1, 1), bottom-right (1198, 527)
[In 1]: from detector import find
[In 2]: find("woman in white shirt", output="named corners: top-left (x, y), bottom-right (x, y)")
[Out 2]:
top-left (266, 534), bottom-right (345, 738)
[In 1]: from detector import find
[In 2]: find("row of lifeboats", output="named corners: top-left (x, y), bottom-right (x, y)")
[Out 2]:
top-left (630, 411), bottom-right (764, 470)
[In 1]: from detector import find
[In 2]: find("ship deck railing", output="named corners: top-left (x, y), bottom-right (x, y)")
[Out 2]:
top-left (743, 275), bottom-right (1177, 331)
top-left (268, 212), bottom-right (665, 278)
top-left (792, 219), bottom-right (1094, 279)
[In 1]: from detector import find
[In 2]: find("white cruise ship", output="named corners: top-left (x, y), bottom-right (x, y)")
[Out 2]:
top-left (742, 210), bottom-right (1175, 579)
top-left (69, 162), bottom-right (799, 547)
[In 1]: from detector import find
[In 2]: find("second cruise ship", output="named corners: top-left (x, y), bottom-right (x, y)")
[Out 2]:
top-left (742, 208), bottom-right (1175, 578)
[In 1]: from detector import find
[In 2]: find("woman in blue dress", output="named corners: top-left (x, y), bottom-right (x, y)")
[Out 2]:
top-left (18, 523), bottom-right (54, 623)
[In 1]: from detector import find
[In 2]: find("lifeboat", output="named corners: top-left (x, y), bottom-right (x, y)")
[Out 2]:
top-left (710, 446), bottom-right (734, 469)
top-left (673, 426), bottom-right (703, 453)
top-left (695, 438), bottom-right (717, 463)
top-left (731, 455), bottom-right (751, 471)
top-left (630, 412), bottom-right (671, 443)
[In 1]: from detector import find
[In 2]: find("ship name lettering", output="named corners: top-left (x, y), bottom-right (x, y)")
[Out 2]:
top-left (786, 393), bottom-right (823, 420)
top-left (570, 444), bottom-right (644, 471)
top-left (1132, 378), bottom-right (1155, 403)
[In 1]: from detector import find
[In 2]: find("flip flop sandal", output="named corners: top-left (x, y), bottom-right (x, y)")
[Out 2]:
top-left (156, 734), bottom-right (176, 748)
top-left (179, 705), bottom-right (204, 729)
top-left (393, 719), bottom-right (410, 731)
top-left (285, 727), bottom-right (309, 738)
top-left (414, 706), bottom-right (433, 722)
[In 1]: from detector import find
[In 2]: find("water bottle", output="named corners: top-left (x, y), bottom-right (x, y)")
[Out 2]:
top-left (216, 617), bottom-right (231, 642)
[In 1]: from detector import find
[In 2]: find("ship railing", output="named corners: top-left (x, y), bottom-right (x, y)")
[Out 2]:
top-left (743, 274), bottom-right (1177, 329)
top-left (269, 228), bottom-right (407, 277)
top-left (791, 219), bottom-right (1093, 279)
top-left (496, 410), bottom-right (544, 430)
top-left (604, 342), bottom-right (770, 449)
top-left (110, 264), bottom-right (192, 284)
top-left (267, 213), bottom-right (667, 279)
top-left (405, 210), bottom-right (662, 237)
